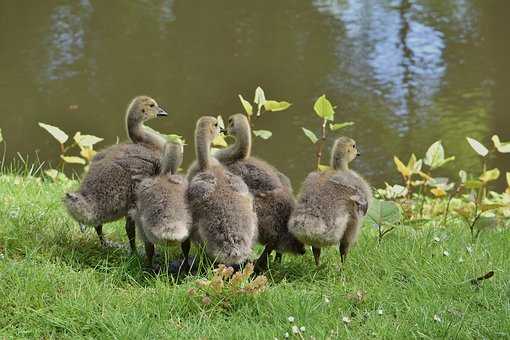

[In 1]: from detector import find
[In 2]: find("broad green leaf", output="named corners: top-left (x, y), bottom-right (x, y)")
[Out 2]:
top-left (424, 141), bottom-right (444, 168)
top-left (407, 154), bottom-right (416, 172)
top-left (491, 135), bottom-right (510, 153)
top-left (253, 86), bottom-right (266, 116)
top-left (252, 130), bottom-right (272, 140)
top-left (73, 132), bottom-right (103, 148)
top-left (0, 128), bottom-right (3, 143)
top-left (367, 199), bottom-right (401, 225)
top-left (80, 147), bottom-right (96, 161)
top-left (480, 203), bottom-right (507, 212)
top-left (466, 137), bottom-right (488, 157)
top-left (479, 168), bottom-right (500, 183)
top-left (318, 164), bottom-right (331, 172)
top-left (380, 183), bottom-right (408, 199)
top-left (424, 141), bottom-right (454, 169)
top-left (60, 155), bottom-right (86, 165)
top-left (238, 95), bottom-right (253, 116)
top-left (464, 179), bottom-right (483, 189)
top-left (302, 127), bottom-right (318, 144)
top-left (217, 115), bottom-right (225, 130)
top-left (393, 156), bottom-right (411, 178)
top-left (329, 122), bottom-right (354, 131)
top-left (313, 95), bottom-right (335, 121)
top-left (39, 122), bottom-right (68, 144)
top-left (263, 100), bottom-right (291, 112)
top-left (212, 134), bottom-right (228, 147)
top-left (474, 216), bottom-right (498, 230)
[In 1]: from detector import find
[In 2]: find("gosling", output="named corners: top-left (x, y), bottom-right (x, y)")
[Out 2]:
top-left (288, 136), bottom-right (371, 267)
top-left (64, 96), bottom-right (168, 253)
top-left (130, 141), bottom-right (191, 271)
top-left (187, 116), bottom-right (258, 266)
top-left (215, 114), bottom-right (305, 271)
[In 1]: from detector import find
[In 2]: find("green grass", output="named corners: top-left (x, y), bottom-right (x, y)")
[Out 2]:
top-left (0, 174), bottom-right (509, 339)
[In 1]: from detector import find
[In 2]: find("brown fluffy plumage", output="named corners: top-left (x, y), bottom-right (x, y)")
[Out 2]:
top-left (214, 114), bottom-right (305, 271)
top-left (288, 136), bottom-right (371, 267)
top-left (64, 96), bottom-right (168, 252)
top-left (130, 141), bottom-right (191, 269)
top-left (187, 116), bottom-right (258, 266)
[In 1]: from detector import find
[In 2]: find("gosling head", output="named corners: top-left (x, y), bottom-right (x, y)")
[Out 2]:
top-left (161, 141), bottom-right (184, 175)
top-left (195, 116), bottom-right (221, 144)
top-left (226, 113), bottom-right (250, 136)
top-left (127, 95), bottom-right (168, 123)
top-left (331, 136), bottom-right (360, 170)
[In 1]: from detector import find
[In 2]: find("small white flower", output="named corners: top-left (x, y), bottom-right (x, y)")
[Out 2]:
top-left (291, 325), bottom-right (300, 334)
top-left (300, 326), bottom-right (306, 332)
top-left (466, 246), bottom-right (473, 254)
top-left (443, 250), bottom-right (450, 257)
top-left (377, 309), bottom-right (383, 315)
top-left (324, 297), bottom-right (330, 304)
top-left (458, 257), bottom-right (464, 263)
top-left (287, 316), bottom-right (295, 323)
top-left (342, 316), bottom-right (351, 324)
top-left (433, 236), bottom-right (441, 242)
top-left (283, 332), bottom-right (289, 338)
top-left (433, 314), bottom-right (442, 323)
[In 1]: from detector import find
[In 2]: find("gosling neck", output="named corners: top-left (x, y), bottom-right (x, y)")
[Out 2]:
top-left (196, 130), bottom-right (212, 171)
top-left (126, 111), bottom-right (166, 150)
top-left (161, 151), bottom-right (181, 176)
top-left (215, 126), bottom-right (251, 163)
top-left (331, 153), bottom-right (349, 171)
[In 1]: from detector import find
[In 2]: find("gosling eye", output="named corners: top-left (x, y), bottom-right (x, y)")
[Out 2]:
top-left (214, 123), bottom-right (218, 127)
top-left (353, 145), bottom-right (356, 149)
top-left (150, 103), bottom-right (155, 108)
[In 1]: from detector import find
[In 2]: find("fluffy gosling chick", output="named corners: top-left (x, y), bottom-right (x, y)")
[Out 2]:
top-left (187, 116), bottom-right (258, 266)
top-left (288, 136), bottom-right (371, 267)
top-left (130, 141), bottom-right (191, 270)
top-left (215, 114), bottom-right (305, 271)
top-left (64, 96), bottom-right (168, 253)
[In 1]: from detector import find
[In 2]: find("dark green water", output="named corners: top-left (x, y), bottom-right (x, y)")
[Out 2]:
top-left (1, 0), bottom-right (509, 188)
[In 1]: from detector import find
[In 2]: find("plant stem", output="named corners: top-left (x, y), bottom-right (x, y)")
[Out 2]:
top-left (315, 119), bottom-right (327, 170)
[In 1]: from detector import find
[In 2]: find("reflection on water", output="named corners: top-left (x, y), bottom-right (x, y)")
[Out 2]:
top-left (44, 0), bottom-right (92, 81)
top-left (0, 0), bottom-right (508, 189)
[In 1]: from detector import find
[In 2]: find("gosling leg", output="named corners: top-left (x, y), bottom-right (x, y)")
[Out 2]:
top-left (255, 245), bottom-right (274, 272)
top-left (95, 224), bottom-right (123, 249)
top-left (312, 246), bottom-right (321, 267)
top-left (180, 238), bottom-right (191, 272)
top-left (125, 217), bottom-right (137, 255)
top-left (339, 242), bottom-right (348, 264)
top-left (274, 252), bottom-right (283, 264)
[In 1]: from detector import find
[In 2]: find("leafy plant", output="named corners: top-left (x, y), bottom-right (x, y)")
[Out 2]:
top-left (38, 122), bottom-right (104, 176)
top-left (301, 95), bottom-right (354, 170)
top-left (238, 86), bottom-right (291, 140)
top-left (187, 263), bottom-right (268, 310)
top-left (366, 199), bottom-right (401, 243)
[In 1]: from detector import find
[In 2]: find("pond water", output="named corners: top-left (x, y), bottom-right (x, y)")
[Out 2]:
top-left (1, 0), bottom-right (509, 189)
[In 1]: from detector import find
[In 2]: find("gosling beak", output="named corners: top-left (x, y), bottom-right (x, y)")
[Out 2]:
top-left (157, 107), bottom-right (168, 117)
top-left (357, 152), bottom-right (361, 157)
top-left (220, 127), bottom-right (227, 134)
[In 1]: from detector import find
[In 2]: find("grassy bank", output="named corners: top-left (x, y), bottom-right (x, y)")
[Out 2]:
top-left (0, 174), bottom-right (509, 339)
